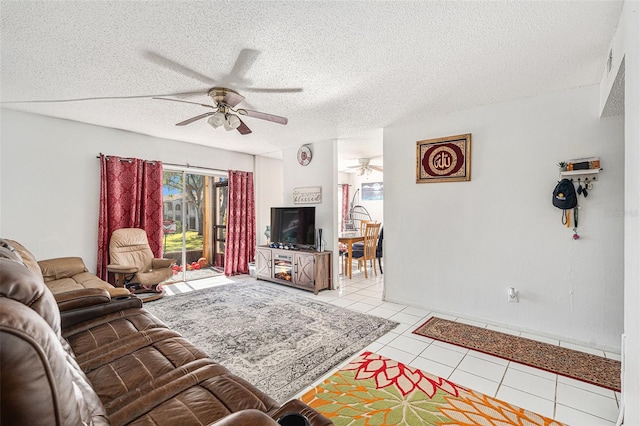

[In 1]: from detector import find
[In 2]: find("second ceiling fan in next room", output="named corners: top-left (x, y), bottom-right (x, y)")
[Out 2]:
top-left (348, 158), bottom-right (383, 176)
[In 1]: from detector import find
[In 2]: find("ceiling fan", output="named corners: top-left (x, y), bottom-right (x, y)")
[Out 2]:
top-left (154, 87), bottom-right (287, 135)
top-left (1, 49), bottom-right (298, 137)
top-left (348, 158), bottom-right (384, 176)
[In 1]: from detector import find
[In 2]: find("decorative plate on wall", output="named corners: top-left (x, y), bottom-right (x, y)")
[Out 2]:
top-left (297, 145), bottom-right (312, 166)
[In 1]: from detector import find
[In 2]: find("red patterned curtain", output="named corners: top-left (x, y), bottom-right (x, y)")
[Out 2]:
top-left (224, 170), bottom-right (255, 276)
top-left (341, 184), bottom-right (349, 231)
top-left (96, 154), bottom-right (163, 281)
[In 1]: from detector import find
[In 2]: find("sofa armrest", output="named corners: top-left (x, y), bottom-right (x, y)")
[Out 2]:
top-left (270, 400), bottom-right (333, 426)
top-left (151, 258), bottom-right (174, 269)
top-left (60, 293), bottom-right (143, 330)
top-left (55, 288), bottom-right (111, 311)
top-left (38, 257), bottom-right (88, 281)
top-left (209, 410), bottom-right (279, 426)
top-left (107, 264), bottom-right (139, 274)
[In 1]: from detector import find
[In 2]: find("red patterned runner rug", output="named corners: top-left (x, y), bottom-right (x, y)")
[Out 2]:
top-left (301, 351), bottom-right (565, 425)
top-left (413, 317), bottom-right (620, 392)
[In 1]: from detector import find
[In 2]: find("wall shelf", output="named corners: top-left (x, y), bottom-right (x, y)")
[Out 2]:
top-left (559, 169), bottom-right (602, 180)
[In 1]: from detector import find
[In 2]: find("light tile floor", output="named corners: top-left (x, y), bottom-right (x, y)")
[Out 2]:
top-left (164, 268), bottom-right (622, 426)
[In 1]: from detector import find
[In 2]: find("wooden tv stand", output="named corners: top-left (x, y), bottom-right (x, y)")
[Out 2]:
top-left (255, 245), bottom-right (332, 294)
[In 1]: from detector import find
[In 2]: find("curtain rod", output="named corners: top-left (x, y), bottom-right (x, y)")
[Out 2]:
top-left (163, 162), bottom-right (227, 174)
top-left (96, 154), bottom-right (226, 174)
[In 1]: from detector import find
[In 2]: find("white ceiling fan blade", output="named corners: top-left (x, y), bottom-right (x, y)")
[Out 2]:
top-left (222, 49), bottom-right (303, 93)
top-left (175, 112), bottom-right (215, 126)
top-left (143, 50), bottom-right (217, 85)
top-left (153, 97), bottom-right (216, 109)
top-left (371, 166), bottom-right (384, 172)
top-left (237, 109), bottom-right (288, 125)
top-left (2, 90), bottom-right (209, 104)
top-left (227, 49), bottom-right (259, 83)
top-left (230, 49), bottom-right (304, 92)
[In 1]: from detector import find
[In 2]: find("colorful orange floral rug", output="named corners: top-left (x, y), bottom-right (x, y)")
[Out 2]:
top-left (301, 352), bottom-right (565, 425)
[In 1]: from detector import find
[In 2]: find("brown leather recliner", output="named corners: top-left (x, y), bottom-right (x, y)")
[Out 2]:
top-left (0, 245), bottom-right (332, 426)
top-left (107, 228), bottom-right (174, 296)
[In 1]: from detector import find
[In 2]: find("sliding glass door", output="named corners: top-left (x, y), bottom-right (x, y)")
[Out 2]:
top-left (162, 170), bottom-right (227, 283)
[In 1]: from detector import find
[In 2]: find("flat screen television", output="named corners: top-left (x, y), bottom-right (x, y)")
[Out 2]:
top-left (270, 206), bottom-right (316, 247)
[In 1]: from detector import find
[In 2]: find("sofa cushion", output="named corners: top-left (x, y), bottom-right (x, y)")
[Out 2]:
top-left (45, 273), bottom-right (129, 296)
top-left (39, 257), bottom-right (131, 297)
top-left (44, 277), bottom-right (90, 293)
top-left (39, 256), bottom-right (88, 279)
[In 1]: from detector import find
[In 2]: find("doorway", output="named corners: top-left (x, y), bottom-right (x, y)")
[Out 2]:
top-left (162, 169), bottom-right (228, 283)
top-left (338, 159), bottom-right (384, 280)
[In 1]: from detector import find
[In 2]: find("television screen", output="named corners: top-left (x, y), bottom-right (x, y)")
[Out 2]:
top-left (271, 207), bottom-right (316, 247)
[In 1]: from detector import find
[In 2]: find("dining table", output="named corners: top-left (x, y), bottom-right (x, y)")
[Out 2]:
top-left (338, 231), bottom-right (364, 279)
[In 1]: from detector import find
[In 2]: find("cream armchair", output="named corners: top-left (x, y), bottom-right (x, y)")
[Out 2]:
top-left (107, 228), bottom-right (174, 299)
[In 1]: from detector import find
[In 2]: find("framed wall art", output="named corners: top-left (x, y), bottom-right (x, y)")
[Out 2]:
top-left (293, 186), bottom-right (322, 204)
top-left (361, 182), bottom-right (383, 201)
top-left (416, 133), bottom-right (472, 183)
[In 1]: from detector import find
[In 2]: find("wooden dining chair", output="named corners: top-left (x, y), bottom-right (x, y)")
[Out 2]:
top-left (359, 220), bottom-right (371, 235)
top-left (352, 222), bottom-right (381, 278)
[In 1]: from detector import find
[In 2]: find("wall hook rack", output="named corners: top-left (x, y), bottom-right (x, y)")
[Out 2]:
top-left (559, 157), bottom-right (602, 181)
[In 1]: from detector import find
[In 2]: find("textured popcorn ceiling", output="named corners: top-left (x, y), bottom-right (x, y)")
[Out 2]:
top-left (0, 1), bottom-right (623, 168)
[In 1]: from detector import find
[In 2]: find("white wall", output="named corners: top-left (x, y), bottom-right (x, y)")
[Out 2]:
top-left (619, 0), bottom-right (640, 423)
top-left (338, 172), bottom-right (350, 185)
top-left (0, 109), bottom-right (255, 272)
top-left (282, 141), bottom-right (338, 282)
top-left (384, 85), bottom-right (624, 350)
top-left (254, 156), bottom-right (284, 247)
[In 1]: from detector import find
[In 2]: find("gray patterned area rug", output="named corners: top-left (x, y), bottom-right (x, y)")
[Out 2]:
top-left (145, 281), bottom-right (398, 402)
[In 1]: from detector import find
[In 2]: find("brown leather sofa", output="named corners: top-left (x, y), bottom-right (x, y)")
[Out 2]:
top-left (0, 244), bottom-right (332, 426)
top-left (1, 238), bottom-right (130, 298)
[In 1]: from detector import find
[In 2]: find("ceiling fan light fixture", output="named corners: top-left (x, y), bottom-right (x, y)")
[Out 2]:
top-left (208, 111), bottom-right (226, 128)
top-left (224, 113), bottom-right (241, 131)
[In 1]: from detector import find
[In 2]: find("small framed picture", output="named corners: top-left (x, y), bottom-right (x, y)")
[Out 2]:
top-left (361, 182), bottom-right (383, 201)
top-left (416, 133), bottom-right (471, 183)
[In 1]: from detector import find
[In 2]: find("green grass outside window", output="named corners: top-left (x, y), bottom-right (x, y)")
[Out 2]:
top-left (163, 231), bottom-right (203, 252)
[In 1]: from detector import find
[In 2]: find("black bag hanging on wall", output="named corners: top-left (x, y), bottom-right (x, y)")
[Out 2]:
top-left (552, 179), bottom-right (577, 210)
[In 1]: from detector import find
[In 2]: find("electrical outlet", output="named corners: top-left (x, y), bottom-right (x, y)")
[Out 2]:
top-left (507, 287), bottom-right (519, 303)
